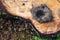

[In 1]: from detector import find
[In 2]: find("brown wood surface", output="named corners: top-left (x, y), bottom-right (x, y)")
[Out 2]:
top-left (0, 0), bottom-right (60, 34)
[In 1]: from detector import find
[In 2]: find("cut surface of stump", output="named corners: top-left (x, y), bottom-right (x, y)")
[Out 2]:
top-left (0, 0), bottom-right (60, 34)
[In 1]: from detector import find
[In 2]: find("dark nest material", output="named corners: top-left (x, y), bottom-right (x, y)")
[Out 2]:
top-left (0, 13), bottom-right (35, 40)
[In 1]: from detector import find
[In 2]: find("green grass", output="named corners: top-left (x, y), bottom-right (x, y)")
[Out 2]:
top-left (31, 36), bottom-right (50, 40)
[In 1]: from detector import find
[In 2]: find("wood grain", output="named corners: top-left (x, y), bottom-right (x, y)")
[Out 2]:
top-left (0, 0), bottom-right (60, 34)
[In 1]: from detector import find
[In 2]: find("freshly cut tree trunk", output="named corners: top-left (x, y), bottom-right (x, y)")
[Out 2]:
top-left (0, 0), bottom-right (60, 34)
